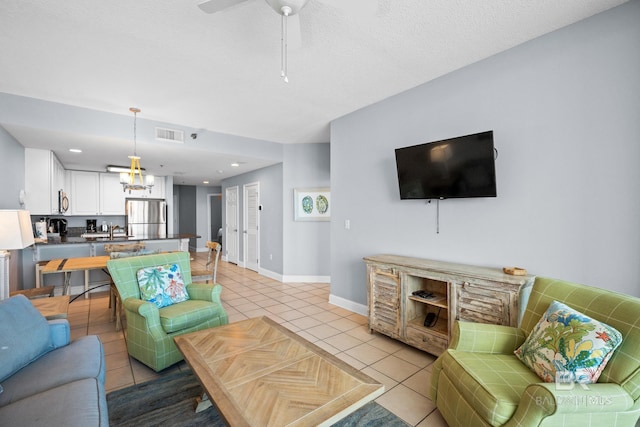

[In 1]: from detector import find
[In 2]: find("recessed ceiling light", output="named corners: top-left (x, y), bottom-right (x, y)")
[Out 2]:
top-left (69, 148), bottom-right (82, 153)
top-left (203, 181), bottom-right (209, 184)
top-left (231, 162), bottom-right (240, 167)
top-left (217, 170), bottom-right (224, 174)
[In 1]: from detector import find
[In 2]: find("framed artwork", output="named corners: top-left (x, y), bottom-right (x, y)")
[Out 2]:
top-left (294, 188), bottom-right (330, 221)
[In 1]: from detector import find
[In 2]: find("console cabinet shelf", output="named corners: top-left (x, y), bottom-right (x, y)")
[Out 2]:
top-left (364, 254), bottom-right (534, 356)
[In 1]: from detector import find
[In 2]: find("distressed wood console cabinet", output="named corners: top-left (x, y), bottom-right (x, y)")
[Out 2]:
top-left (364, 255), bottom-right (535, 356)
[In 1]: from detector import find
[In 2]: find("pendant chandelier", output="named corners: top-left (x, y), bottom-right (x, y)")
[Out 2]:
top-left (120, 107), bottom-right (154, 193)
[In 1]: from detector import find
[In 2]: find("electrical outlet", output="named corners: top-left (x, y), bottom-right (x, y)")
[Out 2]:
top-left (345, 219), bottom-right (350, 230)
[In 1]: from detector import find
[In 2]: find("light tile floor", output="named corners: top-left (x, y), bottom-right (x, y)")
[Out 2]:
top-left (70, 253), bottom-right (448, 427)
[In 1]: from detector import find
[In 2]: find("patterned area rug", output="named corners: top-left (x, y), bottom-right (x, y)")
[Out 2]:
top-left (107, 370), bottom-right (409, 426)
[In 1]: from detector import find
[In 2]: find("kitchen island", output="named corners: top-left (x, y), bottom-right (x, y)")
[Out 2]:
top-left (22, 234), bottom-right (199, 296)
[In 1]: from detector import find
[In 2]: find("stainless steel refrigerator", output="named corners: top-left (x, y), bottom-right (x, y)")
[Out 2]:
top-left (125, 198), bottom-right (167, 239)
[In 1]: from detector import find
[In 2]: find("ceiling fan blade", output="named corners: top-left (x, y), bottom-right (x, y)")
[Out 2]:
top-left (197, 0), bottom-right (251, 14)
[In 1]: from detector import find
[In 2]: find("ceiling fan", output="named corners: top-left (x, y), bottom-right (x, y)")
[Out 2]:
top-left (197, 0), bottom-right (383, 82)
top-left (198, 0), bottom-right (311, 82)
top-left (198, 0), bottom-right (310, 16)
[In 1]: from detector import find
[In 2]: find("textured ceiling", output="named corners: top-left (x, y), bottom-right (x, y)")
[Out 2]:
top-left (0, 0), bottom-right (628, 185)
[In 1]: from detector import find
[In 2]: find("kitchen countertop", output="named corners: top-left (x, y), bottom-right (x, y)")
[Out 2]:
top-left (34, 234), bottom-right (199, 245)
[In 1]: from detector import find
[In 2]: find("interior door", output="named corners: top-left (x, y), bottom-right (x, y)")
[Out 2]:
top-left (209, 193), bottom-right (222, 243)
top-left (243, 182), bottom-right (260, 272)
top-left (225, 186), bottom-right (239, 265)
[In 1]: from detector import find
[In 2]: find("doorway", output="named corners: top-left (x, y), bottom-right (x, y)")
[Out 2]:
top-left (243, 182), bottom-right (260, 272)
top-left (225, 186), bottom-right (239, 265)
top-left (208, 193), bottom-right (222, 245)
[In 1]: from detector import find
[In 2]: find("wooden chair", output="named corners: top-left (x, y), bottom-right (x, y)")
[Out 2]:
top-left (191, 241), bottom-right (221, 284)
top-left (104, 242), bottom-right (146, 331)
top-left (104, 242), bottom-right (146, 253)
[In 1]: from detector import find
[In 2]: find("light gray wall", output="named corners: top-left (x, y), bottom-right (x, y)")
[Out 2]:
top-left (222, 163), bottom-right (284, 273)
top-left (282, 143), bottom-right (331, 277)
top-left (0, 93), bottom-right (284, 166)
top-left (176, 185), bottom-right (197, 249)
top-left (330, 1), bottom-right (640, 306)
top-left (221, 143), bottom-right (331, 279)
top-left (0, 126), bottom-right (25, 209)
top-left (195, 185), bottom-right (222, 250)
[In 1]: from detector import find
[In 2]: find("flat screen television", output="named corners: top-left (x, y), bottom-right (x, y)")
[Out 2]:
top-left (395, 130), bottom-right (496, 200)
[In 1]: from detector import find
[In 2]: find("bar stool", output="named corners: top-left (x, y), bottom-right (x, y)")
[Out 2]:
top-left (104, 242), bottom-right (146, 331)
top-left (35, 260), bottom-right (49, 289)
top-left (191, 241), bottom-right (221, 284)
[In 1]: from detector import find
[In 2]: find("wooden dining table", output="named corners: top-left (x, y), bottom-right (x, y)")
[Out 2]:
top-left (41, 255), bottom-right (111, 298)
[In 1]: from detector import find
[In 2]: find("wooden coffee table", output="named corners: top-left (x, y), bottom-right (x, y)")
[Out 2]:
top-left (30, 295), bottom-right (70, 319)
top-left (174, 316), bottom-right (384, 427)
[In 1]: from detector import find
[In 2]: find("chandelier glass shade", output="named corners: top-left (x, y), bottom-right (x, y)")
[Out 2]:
top-left (120, 107), bottom-right (154, 193)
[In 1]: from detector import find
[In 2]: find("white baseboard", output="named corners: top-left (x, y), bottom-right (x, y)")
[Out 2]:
top-left (281, 275), bottom-right (330, 283)
top-left (259, 268), bottom-right (283, 282)
top-left (220, 256), bottom-right (244, 268)
top-left (244, 266), bottom-right (331, 284)
top-left (329, 293), bottom-right (368, 316)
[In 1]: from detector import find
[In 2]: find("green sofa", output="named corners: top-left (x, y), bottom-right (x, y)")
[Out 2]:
top-left (430, 277), bottom-right (640, 426)
top-left (107, 251), bottom-right (228, 371)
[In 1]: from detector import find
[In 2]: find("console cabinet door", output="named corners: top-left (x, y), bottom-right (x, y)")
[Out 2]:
top-left (454, 281), bottom-right (512, 325)
top-left (367, 266), bottom-right (401, 338)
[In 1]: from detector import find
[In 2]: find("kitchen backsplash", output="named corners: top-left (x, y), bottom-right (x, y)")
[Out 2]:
top-left (67, 227), bottom-right (88, 237)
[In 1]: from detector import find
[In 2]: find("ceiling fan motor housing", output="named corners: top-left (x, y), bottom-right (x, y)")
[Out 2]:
top-left (265, 0), bottom-right (310, 15)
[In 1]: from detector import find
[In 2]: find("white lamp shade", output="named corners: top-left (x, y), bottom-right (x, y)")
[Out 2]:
top-left (0, 210), bottom-right (35, 249)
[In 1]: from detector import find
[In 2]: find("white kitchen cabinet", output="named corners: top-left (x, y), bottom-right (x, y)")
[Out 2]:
top-left (70, 171), bottom-right (129, 215)
top-left (24, 148), bottom-right (68, 215)
top-left (150, 176), bottom-right (165, 199)
top-left (70, 171), bottom-right (100, 215)
top-left (51, 154), bottom-right (66, 207)
top-left (100, 173), bottom-right (126, 214)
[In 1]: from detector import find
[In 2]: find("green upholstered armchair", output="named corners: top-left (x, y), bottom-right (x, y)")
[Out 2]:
top-left (107, 251), bottom-right (228, 371)
top-left (430, 277), bottom-right (640, 426)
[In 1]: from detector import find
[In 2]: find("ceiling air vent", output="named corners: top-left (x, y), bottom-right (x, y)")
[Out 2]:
top-left (155, 127), bottom-right (184, 143)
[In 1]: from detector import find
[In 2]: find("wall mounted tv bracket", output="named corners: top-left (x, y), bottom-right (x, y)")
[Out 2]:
top-left (425, 198), bottom-right (444, 234)
top-left (425, 146), bottom-right (499, 234)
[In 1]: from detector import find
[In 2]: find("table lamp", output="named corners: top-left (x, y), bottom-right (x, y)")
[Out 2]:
top-left (0, 210), bottom-right (35, 300)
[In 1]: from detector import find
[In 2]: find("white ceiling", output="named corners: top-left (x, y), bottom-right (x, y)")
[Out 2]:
top-left (0, 0), bottom-right (627, 186)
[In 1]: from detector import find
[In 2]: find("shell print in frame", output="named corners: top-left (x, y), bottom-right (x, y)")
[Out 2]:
top-left (302, 195), bottom-right (314, 214)
top-left (294, 188), bottom-right (330, 221)
top-left (316, 195), bottom-right (329, 214)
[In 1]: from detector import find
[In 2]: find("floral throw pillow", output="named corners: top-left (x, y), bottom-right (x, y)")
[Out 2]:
top-left (137, 263), bottom-right (189, 308)
top-left (514, 301), bottom-right (622, 384)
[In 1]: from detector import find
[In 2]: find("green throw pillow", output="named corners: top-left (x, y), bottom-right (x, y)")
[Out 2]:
top-left (514, 300), bottom-right (622, 384)
top-left (137, 263), bottom-right (189, 308)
